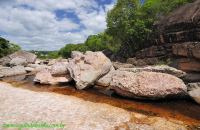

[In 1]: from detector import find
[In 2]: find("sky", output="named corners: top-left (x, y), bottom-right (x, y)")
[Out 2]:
top-left (0, 0), bottom-right (116, 51)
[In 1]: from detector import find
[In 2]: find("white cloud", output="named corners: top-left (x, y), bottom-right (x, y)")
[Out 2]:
top-left (0, 0), bottom-right (115, 50)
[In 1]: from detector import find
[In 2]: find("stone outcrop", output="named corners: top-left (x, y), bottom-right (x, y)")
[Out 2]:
top-left (171, 58), bottom-right (200, 72)
top-left (9, 57), bottom-right (28, 66)
top-left (112, 62), bottom-right (134, 69)
top-left (155, 0), bottom-right (200, 44)
top-left (67, 51), bottom-right (113, 90)
top-left (95, 66), bottom-right (115, 87)
top-left (110, 70), bottom-right (187, 100)
top-left (127, 57), bottom-right (160, 66)
top-left (127, 1), bottom-right (200, 76)
top-left (34, 69), bottom-right (71, 85)
top-left (119, 65), bottom-right (186, 78)
top-left (9, 51), bottom-right (37, 63)
top-left (187, 83), bottom-right (200, 105)
top-left (172, 42), bottom-right (200, 60)
top-left (26, 64), bottom-right (50, 73)
top-left (50, 62), bottom-right (69, 75)
top-left (0, 66), bottom-right (26, 77)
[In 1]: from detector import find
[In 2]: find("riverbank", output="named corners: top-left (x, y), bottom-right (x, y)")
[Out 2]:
top-left (1, 75), bottom-right (200, 129)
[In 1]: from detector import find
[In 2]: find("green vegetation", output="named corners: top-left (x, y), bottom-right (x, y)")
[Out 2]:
top-left (106, 0), bottom-right (193, 58)
top-left (32, 51), bottom-right (60, 59)
top-left (60, 0), bottom-right (193, 59)
top-left (0, 37), bottom-right (21, 58)
top-left (59, 33), bottom-right (120, 58)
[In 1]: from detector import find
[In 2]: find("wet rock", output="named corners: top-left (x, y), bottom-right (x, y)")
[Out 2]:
top-left (96, 67), bottom-right (115, 87)
top-left (112, 62), bottom-right (134, 69)
top-left (9, 51), bottom-right (37, 63)
top-left (50, 62), bottom-right (69, 75)
top-left (0, 66), bottom-right (26, 77)
top-left (110, 71), bottom-right (187, 100)
top-left (68, 51), bottom-right (113, 89)
top-left (9, 57), bottom-right (28, 66)
top-left (119, 65), bottom-right (186, 78)
top-left (187, 83), bottom-right (200, 105)
top-left (34, 69), bottom-right (71, 85)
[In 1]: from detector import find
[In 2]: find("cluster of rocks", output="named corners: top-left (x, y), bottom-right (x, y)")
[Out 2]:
top-left (125, 0), bottom-right (200, 104)
top-left (127, 0), bottom-right (200, 74)
top-left (0, 50), bottom-right (199, 104)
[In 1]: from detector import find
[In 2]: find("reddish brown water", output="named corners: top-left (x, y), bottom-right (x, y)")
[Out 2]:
top-left (1, 74), bottom-right (200, 129)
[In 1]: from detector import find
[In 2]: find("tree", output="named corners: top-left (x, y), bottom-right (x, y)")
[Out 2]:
top-left (106, 0), bottom-right (193, 59)
top-left (0, 37), bottom-right (21, 58)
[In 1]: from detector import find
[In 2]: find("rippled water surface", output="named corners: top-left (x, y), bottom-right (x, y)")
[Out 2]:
top-left (1, 74), bottom-right (200, 129)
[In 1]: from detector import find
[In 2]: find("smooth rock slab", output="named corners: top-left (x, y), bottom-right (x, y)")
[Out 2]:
top-left (119, 65), bottom-right (186, 78)
top-left (110, 71), bottom-right (187, 100)
top-left (0, 66), bottom-right (27, 77)
top-left (0, 82), bottom-right (187, 130)
top-left (34, 70), bottom-right (71, 85)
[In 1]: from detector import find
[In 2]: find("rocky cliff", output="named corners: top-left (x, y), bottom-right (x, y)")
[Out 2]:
top-left (127, 0), bottom-right (200, 82)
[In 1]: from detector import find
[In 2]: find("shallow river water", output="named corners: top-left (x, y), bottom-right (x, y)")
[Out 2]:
top-left (1, 74), bottom-right (200, 129)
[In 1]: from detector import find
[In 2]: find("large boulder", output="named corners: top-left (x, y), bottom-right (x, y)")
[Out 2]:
top-left (9, 51), bottom-right (37, 63)
top-left (95, 66), bottom-right (115, 87)
top-left (34, 70), bottom-right (72, 85)
top-left (0, 66), bottom-right (26, 77)
top-left (50, 62), bottom-right (69, 75)
top-left (110, 71), bottom-right (187, 100)
top-left (9, 57), bottom-right (28, 66)
top-left (119, 65), bottom-right (186, 78)
top-left (187, 83), bottom-right (200, 105)
top-left (67, 51), bottom-right (113, 89)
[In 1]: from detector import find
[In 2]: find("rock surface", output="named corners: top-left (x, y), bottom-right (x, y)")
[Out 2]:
top-left (0, 56), bottom-right (11, 66)
top-left (0, 82), bottom-right (188, 130)
top-left (34, 70), bottom-right (71, 85)
top-left (9, 51), bottom-right (37, 63)
top-left (27, 64), bottom-right (50, 72)
top-left (187, 83), bottom-right (200, 105)
top-left (0, 66), bottom-right (26, 77)
top-left (50, 62), bottom-right (69, 75)
top-left (9, 57), bottom-right (28, 66)
top-left (68, 51), bottom-right (113, 89)
top-left (119, 65), bottom-right (186, 78)
top-left (172, 58), bottom-right (200, 72)
top-left (96, 67), bottom-right (115, 87)
top-left (110, 71), bottom-right (187, 99)
top-left (112, 62), bottom-right (134, 69)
